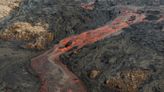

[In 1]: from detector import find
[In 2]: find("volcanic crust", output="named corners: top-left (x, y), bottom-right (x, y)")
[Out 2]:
top-left (61, 21), bottom-right (164, 92)
top-left (0, 0), bottom-right (164, 92)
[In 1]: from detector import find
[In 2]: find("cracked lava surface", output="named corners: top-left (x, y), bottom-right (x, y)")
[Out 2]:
top-left (31, 9), bottom-right (146, 92)
top-left (0, 0), bottom-right (164, 92)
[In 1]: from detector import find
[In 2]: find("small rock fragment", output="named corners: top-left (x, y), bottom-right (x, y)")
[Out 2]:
top-left (89, 69), bottom-right (100, 79)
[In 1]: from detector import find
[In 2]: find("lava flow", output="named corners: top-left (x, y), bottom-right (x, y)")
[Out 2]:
top-left (31, 9), bottom-right (145, 92)
top-left (50, 10), bottom-right (145, 56)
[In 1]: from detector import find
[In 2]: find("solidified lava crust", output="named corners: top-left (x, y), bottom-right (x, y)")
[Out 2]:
top-left (61, 19), bottom-right (164, 92)
top-left (0, 0), bottom-right (164, 92)
top-left (31, 9), bottom-right (146, 92)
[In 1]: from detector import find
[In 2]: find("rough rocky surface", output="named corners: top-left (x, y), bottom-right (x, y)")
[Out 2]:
top-left (0, 0), bottom-right (115, 91)
top-left (30, 8), bottom-right (146, 92)
top-left (0, 41), bottom-right (41, 92)
top-left (0, 0), bottom-right (21, 19)
top-left (0, 0), bottom-right (164, 92)
top-left (0, 22), bottom-right (54, 49)
top-left (61, 21), bottom-right (164, 92)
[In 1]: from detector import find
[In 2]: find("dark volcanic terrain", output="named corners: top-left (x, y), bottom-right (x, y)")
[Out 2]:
top-left (61, 21), bottom-right (164, 92)
top-left (0, 0), bottom-right (164, 92)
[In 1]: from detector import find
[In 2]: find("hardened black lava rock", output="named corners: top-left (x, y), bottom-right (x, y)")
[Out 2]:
top-left (61, 20), bottom-right (164, 92)
top-left (0, 0), bottom-right (164, 92)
